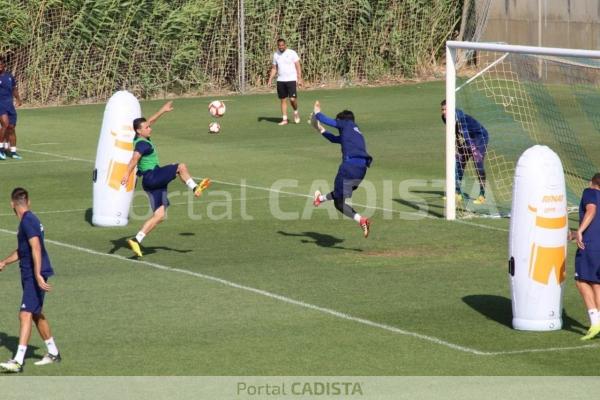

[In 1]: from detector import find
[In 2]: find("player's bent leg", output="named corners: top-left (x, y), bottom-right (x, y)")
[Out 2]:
top-left (290, 97), bottom-right (300, 123)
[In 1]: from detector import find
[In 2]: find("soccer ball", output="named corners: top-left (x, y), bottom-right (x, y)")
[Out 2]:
top-left (208, 100), bottom-right (226, 117)
top-left (208, 122), bottom-right (220, 134)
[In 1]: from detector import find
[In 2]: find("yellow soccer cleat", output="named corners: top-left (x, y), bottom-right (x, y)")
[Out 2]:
top-left (127, 238), bottom-right (143, 258)
top-left (581, 324), bottom-right (600, 341)
top-left (194, 178), bottom-right (211, 197)
top-left (473, 195), bottom-right (486, 205)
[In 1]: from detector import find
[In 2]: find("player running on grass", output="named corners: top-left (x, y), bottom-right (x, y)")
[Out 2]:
top-left (441, 99), bottom-right (489, 204)
top-left (310, 100), bottom-right (373, 238)
top-left (0, 188), bottom-right (61, 373)
top-left (121, 101), bottom-right (211, 257)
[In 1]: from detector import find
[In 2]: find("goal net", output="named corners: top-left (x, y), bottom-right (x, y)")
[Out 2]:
top-left (445, 41), bottom-right (600, 220)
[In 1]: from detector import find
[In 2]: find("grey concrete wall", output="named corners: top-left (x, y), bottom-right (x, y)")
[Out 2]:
top-left (482, 0), bottom-right (600, 49)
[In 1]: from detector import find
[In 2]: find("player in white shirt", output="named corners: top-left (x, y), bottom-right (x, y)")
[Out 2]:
top-left (267, 39), bottom-right (303, 125)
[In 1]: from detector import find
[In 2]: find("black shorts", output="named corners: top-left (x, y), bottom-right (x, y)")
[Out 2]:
top-left (277, 81), bottom-right (297, 99)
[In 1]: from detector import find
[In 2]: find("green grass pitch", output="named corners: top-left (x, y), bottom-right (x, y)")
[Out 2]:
top-left (0, 81), bottom-right (596, 375)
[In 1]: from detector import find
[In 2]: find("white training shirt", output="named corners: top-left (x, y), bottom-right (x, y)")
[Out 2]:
top-left (272, 49), bottom-right (300, 82)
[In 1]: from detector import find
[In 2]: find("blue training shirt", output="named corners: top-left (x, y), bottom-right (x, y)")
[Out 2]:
top-left (315, 112), bottom-right (372, 166)
top-left (442, 109), bottom-right (489, 148)
top-left (17, 211), bottom-right (54, 280)
top-left (579, 188), bottom-right (600, 247)
top-left (0, 71), bottom-right (16, 105)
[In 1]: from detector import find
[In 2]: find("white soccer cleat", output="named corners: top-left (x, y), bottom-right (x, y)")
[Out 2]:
top-left (0, 359), bottom-right (23, 373)
top-left (34, 353), bottom-right (62, 366)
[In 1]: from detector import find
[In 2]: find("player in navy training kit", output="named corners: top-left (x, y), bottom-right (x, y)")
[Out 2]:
top-left (571, 173), bottom-right (600, 340)
top-left (310, 101), bottom-right (373, 238)
top-left (0, 188), bottom-right (61, 373)
top-left (441, 100), bottom-right (489, 204)
top-left (121, 101), bottom-right (211, 257)
top-left (0, 57), bottom-right (23, 160)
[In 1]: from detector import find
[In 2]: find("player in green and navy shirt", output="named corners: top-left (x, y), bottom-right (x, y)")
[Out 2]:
top-left (121, 101), bottom-right (211, 257)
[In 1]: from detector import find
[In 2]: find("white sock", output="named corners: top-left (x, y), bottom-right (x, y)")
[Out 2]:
top-left (3, 142), bottom-right (8, 149)
top-left (135, 231), bottom-right (146, 243)
top-left (14, 345), bottom-right (27, 364)
top-left (318, 194), bottom-right (327, 202)
top-left (10, 146), bottom-right (16, 153)
top-left (353, 213), bottom-right (362, 223)
top-left (588, 309), bottom-right (599, 326)
top-left (185, 178), bottom-right (197, 190)
top-left (45, 337), bottom-right (59, 356)
top-left (282, 115), bottom-right (288, 120)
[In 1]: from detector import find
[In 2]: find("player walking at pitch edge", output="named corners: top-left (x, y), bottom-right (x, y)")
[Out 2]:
top-left (0, 188), bottom-right (61, 373)
top-left (441, 99), bottom-right (489, 204)
top-left (310, 100), bottom-right (372, 238)
top-left (267, 38), bottom-right (302, 125)
top-left (0, 57), bottom-right (23, 160)
top-left (570, 173), bottom-right (600, 340)
top-left (121, 101), bottom-right (211, 257)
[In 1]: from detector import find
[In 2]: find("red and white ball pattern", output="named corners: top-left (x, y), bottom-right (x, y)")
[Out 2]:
top-left (208, 100), bottom-right (226, 117)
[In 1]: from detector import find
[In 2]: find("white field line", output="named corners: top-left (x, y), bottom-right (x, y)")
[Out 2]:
top-left (0, 159), bottom-right (81, 166)
top-left (0, 228), bottom-right (595, 356)
top-left (0, 195), bottom-right (294, 217)
top-left (20, 147), bottom-right (508, 232)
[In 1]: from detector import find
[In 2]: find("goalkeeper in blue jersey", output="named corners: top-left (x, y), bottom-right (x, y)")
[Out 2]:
top-left (310, 101), bottom-right (373, 238)
top-left (441, 100), bottom-right (489, 204)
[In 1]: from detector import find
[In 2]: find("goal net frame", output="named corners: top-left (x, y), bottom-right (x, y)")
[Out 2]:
top-left (444, 40), bottom-right (600, 220)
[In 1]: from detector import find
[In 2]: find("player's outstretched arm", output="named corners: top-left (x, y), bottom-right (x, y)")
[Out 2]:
top-left (313, 101), bottom-right (339, 128)
top-left (0, 250), bottom-right (19, 272)
top-left (147, 101), bottom-right (173, 126)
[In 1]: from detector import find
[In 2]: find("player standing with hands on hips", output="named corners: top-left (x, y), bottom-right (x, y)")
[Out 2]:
top-left (267, 39), bottom-right (302, 126)
top-left (0, 188), bottom-right (61, 373)
top-left (310, 101), bottom-right (373, 238)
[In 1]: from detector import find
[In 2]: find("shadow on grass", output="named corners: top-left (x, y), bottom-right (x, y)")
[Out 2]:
top-left (257, 116), bottom-right (284, 124)
top-left (393, 198), bottom-right (445, 219)
top-left (108, 236), bottom-right (192, 258)
top-left (0, 332), bottom-right (41, 360)
top-left (392, 188), bottom-right (446, 219)
top-left (277, 231), bottom-right (362, 252)
top-left (462, 294), bottom-right (587, 334)
top-left (84, 208), bottom-right (93, 226)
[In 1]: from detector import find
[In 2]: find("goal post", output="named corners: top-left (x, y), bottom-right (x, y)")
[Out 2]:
top-left (445, 40), bottom-right (600, 220)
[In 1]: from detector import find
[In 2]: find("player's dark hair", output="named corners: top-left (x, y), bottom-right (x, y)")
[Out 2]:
top-left (11, 187), bottom-right (28, 205)
top-left (0, 57), bottom-right (5, 65)
top-left (441, 99), bottom-right (446, 106)
top-left (133, 117), bottom-right (147, 135)
top-left (277, 38), bottom-right (285, 44)
top-left (336, 110), bottom-right (355, 122)
top-left (592, 173), bottom-right (600, 186)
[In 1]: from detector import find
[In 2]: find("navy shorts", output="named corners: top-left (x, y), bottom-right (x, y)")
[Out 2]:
top-left (21, 277), bottom-right (48, 314)
top-left (575, 248), bottom-right (600, 283)
top-left (333, 161), bottom-right (367, 199)
top-left (277, 81), bottom-right (297, 99)
top-left (0, 103), bottom-right (17, 126)
top-left (141, 164), bottom-right (178, 211)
